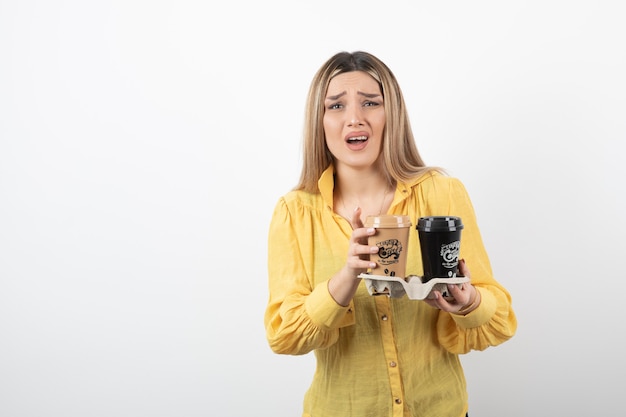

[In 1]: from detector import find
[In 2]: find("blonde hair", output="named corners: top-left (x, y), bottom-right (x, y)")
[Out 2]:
top-left (295, 51), bottom-right (442, 193)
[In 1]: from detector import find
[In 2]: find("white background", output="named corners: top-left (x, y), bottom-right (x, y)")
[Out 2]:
top-left (1, 1), bottom-right (625, 416)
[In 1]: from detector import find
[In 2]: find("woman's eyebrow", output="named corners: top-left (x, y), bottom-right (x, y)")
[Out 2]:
top-left (358, 92), bottom-right (381, 99)
top-left (325, 91), bottom-right (381, 100)
top-left (326, 91), bottom-right (346, 101)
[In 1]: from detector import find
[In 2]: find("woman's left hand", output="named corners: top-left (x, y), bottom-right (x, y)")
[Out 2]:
top-left (423, 259), bottom-right (480, 315)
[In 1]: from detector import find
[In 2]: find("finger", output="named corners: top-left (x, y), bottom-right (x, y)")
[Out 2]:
top-left (422, 293), bottom-right (440, 308)
top-left (447, 283), bottom-right (470, 305)
top-left (351, 207), bottom-right (364, 230)
top-left (347, 257), bottom-right (377, 271)
top-left (458, 258), bottom-right (470, 278)
top-left (426, 291), bottom-right (451, 310)
top-left (351, 224), bottom-right (376, 248)
top-left (350, 241), bottom-right (379, 257)
top-left (446, 283), bottom-right (464, 298)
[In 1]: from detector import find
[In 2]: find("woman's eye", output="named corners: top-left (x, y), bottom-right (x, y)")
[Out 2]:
top-left (328, 103), bottom-right (343, 110)
top-left (364, 101), bottom-right (380, 107)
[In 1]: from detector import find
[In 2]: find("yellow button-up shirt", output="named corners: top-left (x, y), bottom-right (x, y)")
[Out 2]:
top-left (265, 165), bottom-right (517, 417)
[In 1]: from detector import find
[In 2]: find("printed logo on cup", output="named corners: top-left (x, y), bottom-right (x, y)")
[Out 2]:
top-left (376, 239), bottom-right (402, 265)
top-left (440, 240), bottom-right (460, 268)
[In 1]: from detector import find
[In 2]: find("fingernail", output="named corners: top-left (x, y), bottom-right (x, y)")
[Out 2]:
top-left (370, 246), bottom-right (379, 253)
top-left (367, 228), bottom-right (375, 233)
top-left (447, 284), bottom-right (455, 290)
top-left (369, 262), bottom-right (377, 268)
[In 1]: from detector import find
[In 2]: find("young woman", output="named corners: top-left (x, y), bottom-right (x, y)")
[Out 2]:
top-left (264, 51), bottom-right (517, 417)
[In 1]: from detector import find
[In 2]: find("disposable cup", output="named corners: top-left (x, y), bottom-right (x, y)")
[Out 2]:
top-left (364, 215), bottom-right (412, 278)
top-left (416, 216), bottom-right (464, 282)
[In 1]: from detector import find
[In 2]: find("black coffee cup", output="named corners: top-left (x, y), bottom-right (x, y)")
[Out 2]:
top-left (416, 216), bottom-right (464, 282)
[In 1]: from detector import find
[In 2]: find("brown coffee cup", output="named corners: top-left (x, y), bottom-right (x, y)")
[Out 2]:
top-left (364, 215), bottom-right (412, 278)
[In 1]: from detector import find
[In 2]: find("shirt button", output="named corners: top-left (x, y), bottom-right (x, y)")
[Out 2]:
top-left (389, 361), bottom-right (397, 367)
top-left (381, 314), bottom-right (388, 321)
top-left (395, 398), bottom-right (402, 404)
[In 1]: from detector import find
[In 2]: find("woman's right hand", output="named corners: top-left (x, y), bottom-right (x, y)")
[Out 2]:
top-left (346, 207), bottom-right (379, 277)
top-left (328, 207), bottom-right (378, 306)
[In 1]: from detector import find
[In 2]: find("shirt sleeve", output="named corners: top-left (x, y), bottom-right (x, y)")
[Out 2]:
top-left (429, 177), bottom-right (517, 354)
top-left (264, 197), bottom-right (355, 355)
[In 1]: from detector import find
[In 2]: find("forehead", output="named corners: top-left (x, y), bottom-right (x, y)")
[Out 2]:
top-left (326, 71), bottom-right (381, 95)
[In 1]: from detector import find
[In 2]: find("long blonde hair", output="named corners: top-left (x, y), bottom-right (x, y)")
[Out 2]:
top-left (295, 51), bottom-right (442, 193)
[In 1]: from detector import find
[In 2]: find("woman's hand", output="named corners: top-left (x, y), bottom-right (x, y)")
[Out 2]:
top-left (423, 259), bottom-right (481, 315)
top-left (328, 207), bottom-right (378, 306)
top-left (345, 207), bottom-right (379, 276)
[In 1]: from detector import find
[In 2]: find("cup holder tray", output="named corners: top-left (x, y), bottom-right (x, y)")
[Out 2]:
top-left (358, 273), bottom-right (470, 300)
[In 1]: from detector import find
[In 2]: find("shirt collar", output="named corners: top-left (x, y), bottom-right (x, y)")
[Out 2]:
top-left (317, 164), bottom-right (438, 211)
top-left (318, 164), bottom-right (336, 210)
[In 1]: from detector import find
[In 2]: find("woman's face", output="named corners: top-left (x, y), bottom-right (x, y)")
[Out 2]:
top-left (323, 71), bottom-right (385, 172)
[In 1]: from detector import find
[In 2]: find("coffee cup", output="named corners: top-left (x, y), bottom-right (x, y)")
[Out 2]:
top-left (416, 216), bottom-right (463, 282)
top-left (364, 215), bottom-right (412, 278)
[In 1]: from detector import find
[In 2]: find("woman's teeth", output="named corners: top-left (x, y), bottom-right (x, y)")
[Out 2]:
top-left (347, 136), bottom-right (367, 143)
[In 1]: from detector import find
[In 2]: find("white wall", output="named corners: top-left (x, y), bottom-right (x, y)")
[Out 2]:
top-left (1, 1), bottom-right (624, 416)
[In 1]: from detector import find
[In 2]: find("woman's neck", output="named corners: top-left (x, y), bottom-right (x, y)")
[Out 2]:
top-left (333, 164), bottom-right (394, 219)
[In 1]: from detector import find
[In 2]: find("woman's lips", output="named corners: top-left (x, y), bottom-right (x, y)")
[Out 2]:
top-left (345, 133), bottom-right (369, 150)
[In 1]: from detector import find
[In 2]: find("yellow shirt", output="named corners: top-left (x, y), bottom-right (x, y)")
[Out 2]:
top-left (265, 165), bottom-right (517, 417)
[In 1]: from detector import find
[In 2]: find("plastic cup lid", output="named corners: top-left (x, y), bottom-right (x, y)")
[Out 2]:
top-left (416, 216), bottom-right (464, 232)
top-left (364, 215), bottom-right (412, 228)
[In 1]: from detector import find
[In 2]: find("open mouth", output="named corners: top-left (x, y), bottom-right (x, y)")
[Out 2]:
top-left (346, 135), bottom-right (368, 144)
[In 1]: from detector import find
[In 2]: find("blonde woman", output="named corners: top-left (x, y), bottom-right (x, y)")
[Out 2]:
top-left (265, 51), bottom-right (516, 417)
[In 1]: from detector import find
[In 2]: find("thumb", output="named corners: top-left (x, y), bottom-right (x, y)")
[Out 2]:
top-left (351, 206), bottom-right (364, 230)
top-left (458, 258), bottom-right (470, 277)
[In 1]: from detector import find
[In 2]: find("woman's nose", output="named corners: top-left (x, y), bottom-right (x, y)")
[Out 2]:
top-left (347, 106), bottom-right (364, 126)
